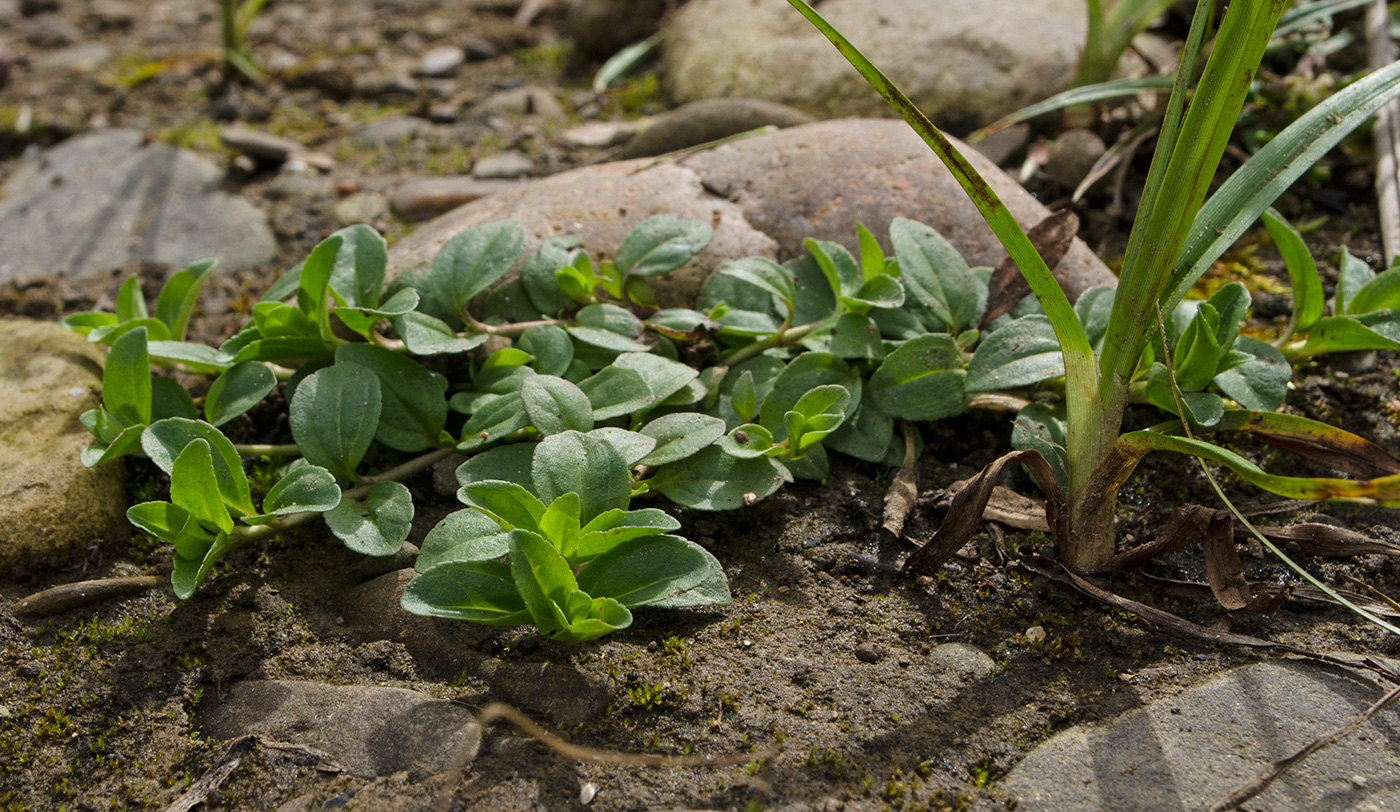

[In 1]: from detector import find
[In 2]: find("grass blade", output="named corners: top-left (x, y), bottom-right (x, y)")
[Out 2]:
top-left (1165, 58), bottom-right (1400, 309)
top-left (968, 76), bottom-right (1174, 142)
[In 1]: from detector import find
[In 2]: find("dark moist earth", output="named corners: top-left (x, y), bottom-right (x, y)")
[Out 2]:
top-left (4, 1), bottom-right (1400, 811)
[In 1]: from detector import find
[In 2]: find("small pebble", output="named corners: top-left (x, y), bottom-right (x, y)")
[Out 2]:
top-left (418, 45), bottom-right (465, 77)
top-left (854, 643), bottom-right (885, 663)
top-left (579, 783), bottom-right (598, 805)
top-left (472, 150), bottom-right (533, 179)
top-left (1025, 625), bottom-right (1047, 645)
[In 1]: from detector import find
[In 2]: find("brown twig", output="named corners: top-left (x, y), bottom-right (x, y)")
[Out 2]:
top-left (435, 702), bottom-right (778, 812)
top-left (1368, 0), bottom-right (1400, 263)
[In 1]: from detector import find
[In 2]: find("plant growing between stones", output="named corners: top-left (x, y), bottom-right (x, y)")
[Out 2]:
top-left (69, 198), bottom-right (1400, 638)
top-left (787, 0), bottom-right (1400, 574)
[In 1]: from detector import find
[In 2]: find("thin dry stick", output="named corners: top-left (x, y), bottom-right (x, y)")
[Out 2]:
top-left (1368, 0), bottom-right (1400, 264)
top-left (1210, 681), bottom-right (1400, 811)
top-left (435, 702), bottom-right (778, 812)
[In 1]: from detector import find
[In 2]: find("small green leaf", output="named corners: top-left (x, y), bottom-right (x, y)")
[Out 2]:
top-left (638, 412), bottom-right (726, 466)
top-left (783, 384), bottom-right (851, 454)
top-left (455, 443), bottom-right (538, 494)
top-left (115, 275), bottom-right (148, 322)
top-left (711, 357), bottom-right (785, 430)
top-left (229, 336), bottom-right (329, 365)
top-left (843, 274), bottom-right (905, 312)
top-left (171, 531), bottom-right (233, 600)
top-left (825, 400), bottom-right (894, 464)
top-left (612, 352), bottom-right (699, 411)
top-left (431, 219), bottom-right (526, 315)
top-left (325, 480), bottom-right (414, 556)
top-left (400, 559), bottom-right (531, 625)
top-left (289, 362), bottom-right (382, 480)
top-left (154, 259), bottom-right (217, 342)
top-left (590, 428), bottom-right (656, 466)
top-left (1011, 403), bottom-right (1068, 489)
top-left (457, 392), bottom-right (532, 451)
top-left (80, 424), bottom-right (144, 467)
top-left (328, 224), bottom-right (389, 309)
top-left (805, 238), bottom-right (862, 299)
top-left (532, 431), bottom-right (631, 524)
top-left (731, 371), bottom-right (758, 423)
top-left (967, 316), bottom-right (1063, 393)
top-left (577, 365), bottom-right (653, 420)
top-left (127, 501), bottom-right (190, 540)
top-left (1261, 208), bottom-right (1324, 335)
top-left (827, 312), bottom-right (885, 360)
top-left (646, 544), bottom-right (731, 608)
top-left (868, 335), bottom-right (968, 421)
top-left (649, 445), bottom-right (789, 510)
top-left (717, 257), bottom-right (796, 313)
top-left (204, 361), bottom-right (277, 427)
top-left (335, 288), bottom-right (420, 338)
top-left (1300, 313), bottom-right (1400, 355)
top-left (575, 508), bottom-right (681, 560)
top-left (462, 479), bottom-right (547, 532)
top-left (1212, 336), bottom-right (1290, 412)
top-left (1145, 363), bottom-right (1225, 426)
top-left (646, 308), bottom-right (718, 340)
top-left (391, 311), bottom-right (490, 355)
top-left (141, 418), bottom-right (255, 517)
top-left (336, 344), bottom-right (449, 452)
top-left (521, 375), bottom-right (595, 436)
top-left (758, 353), bottom-right (861, 442)
top-left (509, 529), bottom-right (577, 635)
top-left (63, 311), bottom-right (119, 336)
top-left (519, 324), bottom-right (575, 376)
top-left (103, 327), bottom-right (152, 428)
top-left (1348, 266), bottom-right (1400, 315)
top-left (1337, 246), bottom-right (1375, 315)
top-left (575, 535), bottom-right (710, 607)
top-left (170, 439), bottom-right (233, 534)
top-left (1074, 285), bottom-right (1115, 350)
top-left (558, 595), bottom-right (633, 642)
top-left (857, 222), bottom-right (887, 280)
top-left (245, 465), bottom-right (341, 522)
top-left (890, 217), bottom-right (985, 332)
top-left (152, 377), bottom-right (198, 422)
top-left (539, 491), bottom-right (583, 559)
top-left (417, 509), bottom-right (512, 571)
top-left (520, 236), bottom-right (580, 316)
top-left (296, 235), bottom-right (344, 343)
top-left (614, 215), bottom-right (713, 277)
top-left (1172, 304), bottom-right (1222, 391)
top-left (719, 423), bottom-right (775, 458)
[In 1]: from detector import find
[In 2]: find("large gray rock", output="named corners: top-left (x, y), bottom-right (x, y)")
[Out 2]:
top-left (0, 320), bottom-right (128, 573)
top-left (387, 119), bottom-right (1115, 307)
top-left (663, 0), bottom-right (1085, 130)
top-left (1002, 660), bottom-right (1400, 811)
top-left (198, 679), bottom-right (482, 777)
top-left (0, 130), bottom-right (275, 282)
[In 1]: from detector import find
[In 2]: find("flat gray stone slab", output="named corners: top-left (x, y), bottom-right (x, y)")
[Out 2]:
top-left (0, 130), bottom-right (275, 282)
top-left (1002, 660), bottom-right (1400, 811)
top-left (198, 679), bottom-right (481, 777)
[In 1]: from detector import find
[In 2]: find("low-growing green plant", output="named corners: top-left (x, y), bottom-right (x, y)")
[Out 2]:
top-left (786, 0), bottom-right (1400, 572)
top-left (219, 0), bottom-right (270, 82)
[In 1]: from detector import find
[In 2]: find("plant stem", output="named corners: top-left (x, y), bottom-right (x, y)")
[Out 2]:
top-left (233, 443), bottom-right (301, 457)
top-left (719, 319), bottom-right (814, 367)
top-left (463, 311), bottom-right (564, 338)
top-left (234, 446), bottom-right (456, 543)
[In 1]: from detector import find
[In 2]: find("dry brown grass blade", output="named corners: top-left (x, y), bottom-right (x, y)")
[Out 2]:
top-left (934, 482), bottom-right (1050, 531)
top-left (1241, 522), bottom-right (1400, 557)
top-left (979, 210), bottom-right (1080, 327)
top-left (159, 735), bottom-right (345, 812)
top-left (1202, 510), bottom-right (1254, 610)
top-left (1210, 681), bottom-right (1400, 811)
top-left (1019, 556), bottom-right (1400, 685)
top-left (901, 449), bottom-right (1063, 576)
top-left (881, 421), bottom-right (922, 538)
top-left (1368, 0), bottom-right (1400, 263)
top-left (1102, 504), bottom-right (1215, 571)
